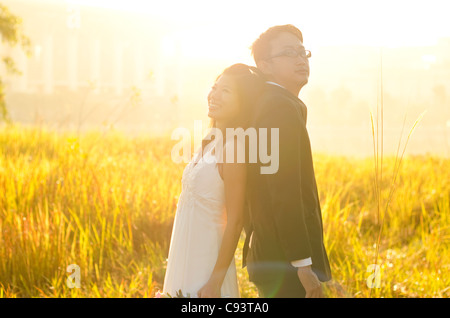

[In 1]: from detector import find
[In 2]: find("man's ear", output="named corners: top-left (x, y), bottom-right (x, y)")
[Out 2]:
top-left (257, 60), bottom-right (272, 76)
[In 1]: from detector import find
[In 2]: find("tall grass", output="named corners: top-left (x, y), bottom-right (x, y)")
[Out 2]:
top-left (0, 124), bottom-right (176, 297)
top-left (0, 124), bottom-right (449, 297)
top-left (368, 48), bottom-right (429, 297)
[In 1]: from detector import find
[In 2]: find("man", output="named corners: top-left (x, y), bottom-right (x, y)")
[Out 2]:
top-left (243, 24), bottom-right (332, 298)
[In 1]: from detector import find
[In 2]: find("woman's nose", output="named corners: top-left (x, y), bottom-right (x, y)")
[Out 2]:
top-left (208, 90), bottom-right (220, 102)
top-left (207, 91), bottom-right (214, 103)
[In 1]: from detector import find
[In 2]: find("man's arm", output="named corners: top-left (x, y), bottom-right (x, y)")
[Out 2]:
top-left (257, 96), bottom-right (312, 261)
top-left (257, 97), bottom-right (324, 298)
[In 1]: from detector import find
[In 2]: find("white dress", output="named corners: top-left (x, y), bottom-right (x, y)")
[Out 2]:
top-left (162, 139), bottom-right (240, 298)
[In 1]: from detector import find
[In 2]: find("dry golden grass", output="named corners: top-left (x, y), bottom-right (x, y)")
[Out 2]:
top-left (0, 124), bottom-right (448, 297)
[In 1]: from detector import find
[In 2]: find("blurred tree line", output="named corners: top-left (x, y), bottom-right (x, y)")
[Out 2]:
top-left (0, 2), bottom-right (31, 123)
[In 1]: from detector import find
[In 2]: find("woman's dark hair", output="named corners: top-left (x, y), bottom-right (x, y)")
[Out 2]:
top-left (200, 63), bottom-right (265, 157)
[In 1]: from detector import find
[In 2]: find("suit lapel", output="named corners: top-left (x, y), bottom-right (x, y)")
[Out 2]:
top-left (265, 83), bottom-right (307, 124)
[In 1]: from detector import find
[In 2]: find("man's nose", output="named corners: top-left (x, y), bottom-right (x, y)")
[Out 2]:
top-left (297, 57), bottom-right (307, 65)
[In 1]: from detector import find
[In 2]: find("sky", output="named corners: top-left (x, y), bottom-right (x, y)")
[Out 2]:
top-left (64, 0), bottom-right (450, 49)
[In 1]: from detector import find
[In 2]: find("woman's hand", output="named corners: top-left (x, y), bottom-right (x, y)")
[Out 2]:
top-left (197, 279), bottom-right (222, 298)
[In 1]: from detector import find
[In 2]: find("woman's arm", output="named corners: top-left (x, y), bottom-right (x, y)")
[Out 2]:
top-left (197, 139), bottom-right (247, 298)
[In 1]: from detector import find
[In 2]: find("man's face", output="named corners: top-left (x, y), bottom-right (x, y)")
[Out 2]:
top-left (259, 32), bottom-right (310, 90)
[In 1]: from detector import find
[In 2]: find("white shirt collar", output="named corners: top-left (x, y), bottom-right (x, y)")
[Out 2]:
top-left (266, 81), bottom-right (286, 89)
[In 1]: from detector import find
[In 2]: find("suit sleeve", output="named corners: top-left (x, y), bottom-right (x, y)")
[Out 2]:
top-left (256, 96), bottom-right (313, 262)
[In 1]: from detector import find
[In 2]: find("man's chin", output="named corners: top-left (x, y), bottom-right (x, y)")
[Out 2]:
top-left (297, 77), bottom-right (309, 89)
top-left (293, 72), bottom-right (308, 83)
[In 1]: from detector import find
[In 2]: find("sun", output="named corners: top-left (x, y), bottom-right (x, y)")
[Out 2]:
top-left (162, 27), bottom-right (255, 62)
top-left (65, 0), bottom-right (256, 62)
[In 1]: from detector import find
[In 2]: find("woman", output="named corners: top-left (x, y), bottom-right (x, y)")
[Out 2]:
top-left (162, 63), bottom-right (264, 298)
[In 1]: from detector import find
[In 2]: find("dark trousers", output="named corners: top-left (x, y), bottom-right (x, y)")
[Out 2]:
top-left (254, 269), bottom-right (306, 298)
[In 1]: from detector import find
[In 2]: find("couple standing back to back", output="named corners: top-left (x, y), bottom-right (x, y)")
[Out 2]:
top-left (162, 24), bottom-right (332, 298)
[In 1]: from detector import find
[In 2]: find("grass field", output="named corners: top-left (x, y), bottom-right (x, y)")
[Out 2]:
top-left (0, 124), bottom-right (449, 298)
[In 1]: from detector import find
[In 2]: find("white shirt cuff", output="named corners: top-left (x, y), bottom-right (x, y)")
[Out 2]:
top-left (291, 257), bottom-right (312, 267)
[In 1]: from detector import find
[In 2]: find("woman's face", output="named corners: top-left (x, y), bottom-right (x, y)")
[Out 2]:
top-left (207, 74), bottom-right (241, 123)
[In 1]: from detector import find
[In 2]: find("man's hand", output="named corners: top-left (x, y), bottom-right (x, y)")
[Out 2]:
top-left (297, 266), bottom-right (324, 298)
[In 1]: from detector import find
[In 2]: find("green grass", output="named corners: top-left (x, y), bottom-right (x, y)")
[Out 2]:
top-left (0, 124), bottom-right (448, 297)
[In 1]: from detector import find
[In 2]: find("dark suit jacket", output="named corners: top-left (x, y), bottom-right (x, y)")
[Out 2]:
top-left (243, 82), bottom-right (332, 284)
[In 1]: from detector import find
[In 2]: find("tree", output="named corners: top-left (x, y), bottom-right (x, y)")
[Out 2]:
top-left (0, 3), bottom-right (31, 123)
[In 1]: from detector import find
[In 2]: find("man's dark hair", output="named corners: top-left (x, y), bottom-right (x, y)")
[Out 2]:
top-left (251, 24), bottom-right (303, 65)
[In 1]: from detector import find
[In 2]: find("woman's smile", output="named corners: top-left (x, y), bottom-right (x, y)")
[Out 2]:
top-left (208, 102), bottom-right (222, 111)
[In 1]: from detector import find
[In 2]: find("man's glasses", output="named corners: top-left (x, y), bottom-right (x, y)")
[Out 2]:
top-left (266, 48), bottom-right (311, 60)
